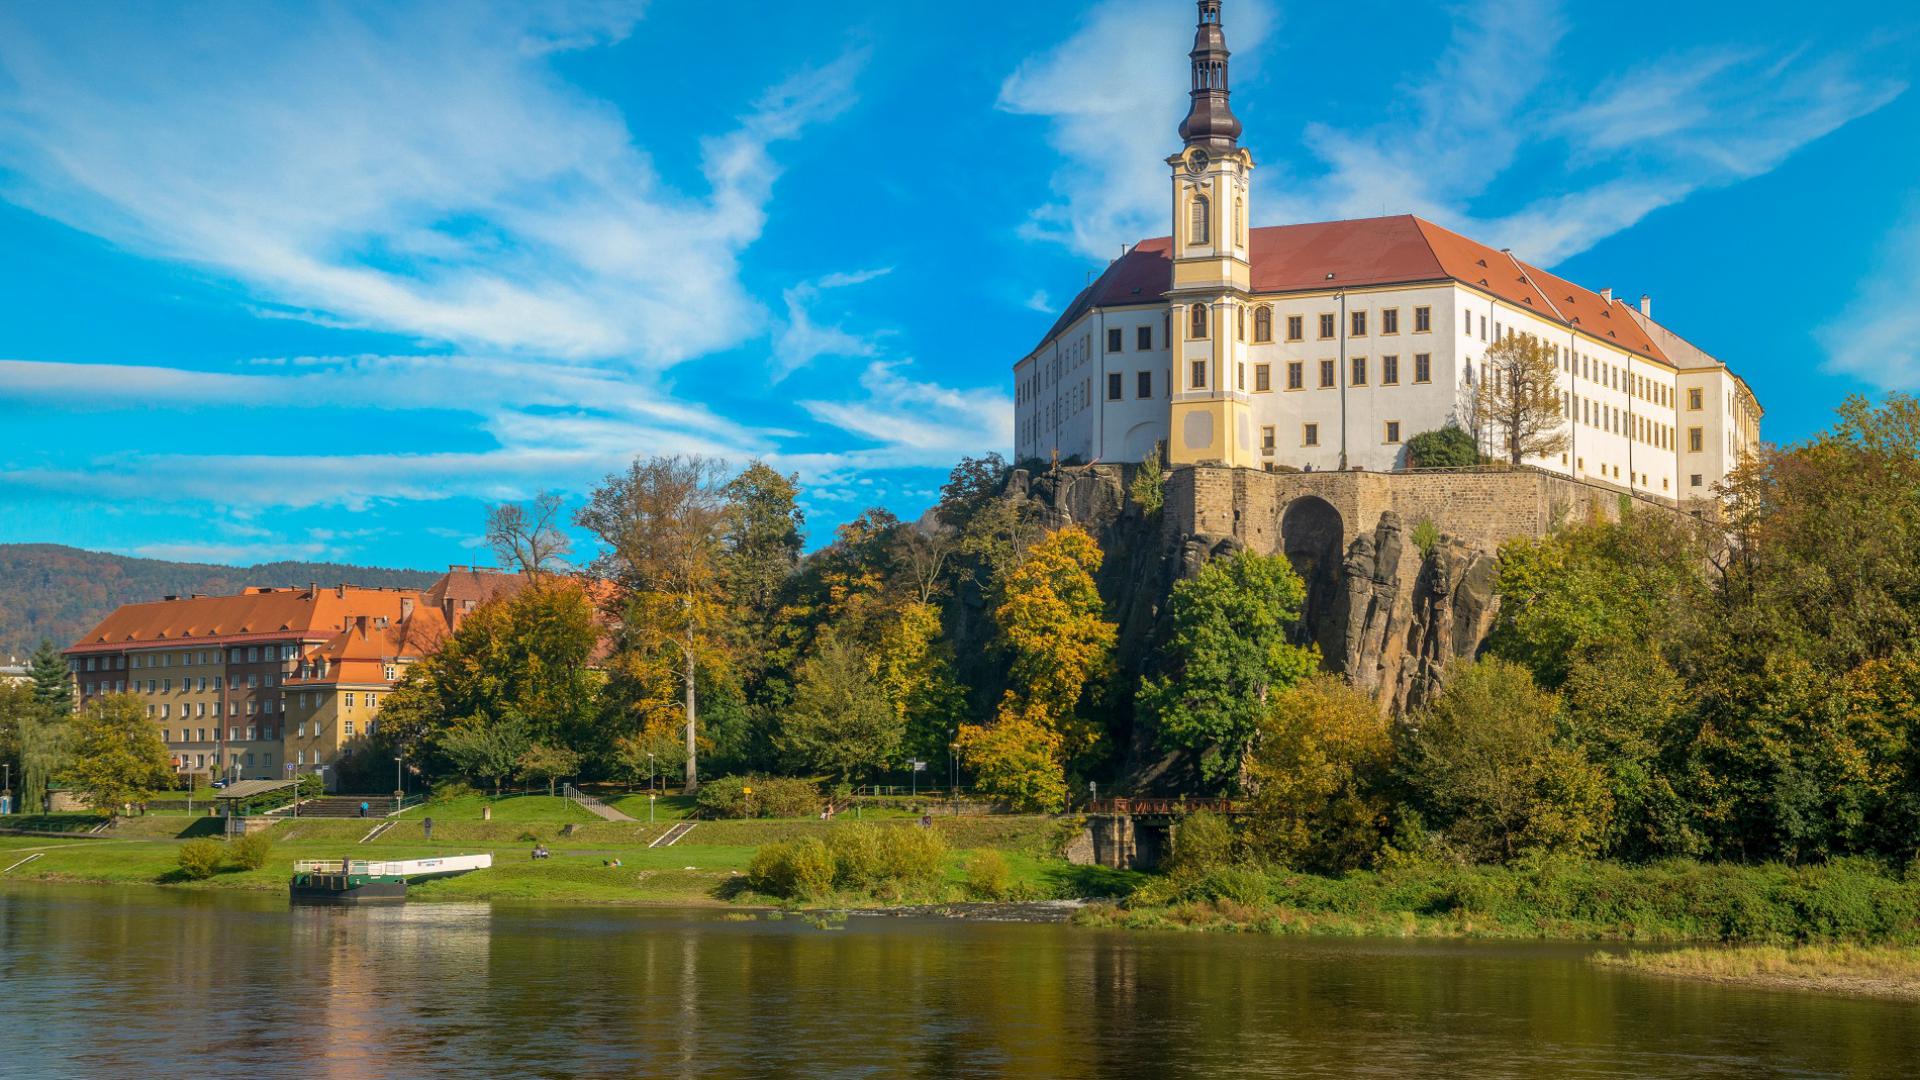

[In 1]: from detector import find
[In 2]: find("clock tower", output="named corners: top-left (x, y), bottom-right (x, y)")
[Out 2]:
top-left (1166, 0), bottom-right (1256, 467)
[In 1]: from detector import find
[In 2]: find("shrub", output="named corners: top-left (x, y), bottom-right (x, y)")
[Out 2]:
top-left (1403, 424), bottom-right (1480, 469)
top-left (230, 831), bottom-right (275, 870)
top-left (748, 837), bottom-right (836, 900)
top-left (1410, 518), bottom-right (1441, 557)
top-left (1166, 811), bottom-right (1237, 879)
top-left (964, 850), bottom-right (1013, 901)
top-left (696, 775), bottom-right (821, 819)
top-left (177, 839), bottom-right (224, 880)
top-left (431, 779), bottom-right (479, 803)
top-left (1193, 865), bottom-right (1272, 906)
top-left (871, 826), bottom-right (946, 899)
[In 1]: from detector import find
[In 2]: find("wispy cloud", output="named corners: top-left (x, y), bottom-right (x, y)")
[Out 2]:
top-left (771, 267), bottom-right (893, 380)
top-left (1819, 206), bottom-right (1920, 391)
top-left (797, 359), bottom-right (1013, 467)
top-left (1002, 0), bottom-right (1903, 264)
top-left (0, 3), bottom-right (862, 365)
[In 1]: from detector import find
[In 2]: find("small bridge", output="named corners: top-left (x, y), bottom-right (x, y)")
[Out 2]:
top-left (1079, 797), bottom-right (1243, 871)
top-left (1086, 797), bottom-right (1243, 816)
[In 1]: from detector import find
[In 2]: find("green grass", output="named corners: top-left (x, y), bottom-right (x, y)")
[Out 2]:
top-left (0, 811), bottom-right (1083, 909)
top-left (605, 792), bottom-right (699, 821)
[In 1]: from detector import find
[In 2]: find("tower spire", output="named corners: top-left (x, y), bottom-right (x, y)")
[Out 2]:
top-left (1179, 0), bottom-right (1241, 152)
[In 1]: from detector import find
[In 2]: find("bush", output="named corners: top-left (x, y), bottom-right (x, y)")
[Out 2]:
top-left (696, 775), bottom-right (821, 819)
top-left (177, 839), bottom-right (224, 880)
top-left (431, 779), bottom-right (479, 803)
top-left (964, 850), bottom-right (1014, 901)
top-left (1403, 425), bottom-right (1480, 469)
top-left (748, 837), bottom-right (836, 900)
top-left (230, 831), bottom-right (275, 870)
top-left (1166, 812), bottom-right (1237, 879)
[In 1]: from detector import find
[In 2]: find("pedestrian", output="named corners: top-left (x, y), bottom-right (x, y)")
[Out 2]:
top-left (423, 816), bottom-right (434, 841)
top-left (359, 800), bottom-right (369, 818)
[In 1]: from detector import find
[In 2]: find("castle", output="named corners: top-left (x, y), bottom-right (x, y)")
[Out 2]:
top-left (1014, 0), bottom-right (1761, 504)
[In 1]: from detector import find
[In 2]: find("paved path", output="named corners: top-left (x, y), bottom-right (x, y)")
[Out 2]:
top-left (563, 785), bottom-right (636, 823)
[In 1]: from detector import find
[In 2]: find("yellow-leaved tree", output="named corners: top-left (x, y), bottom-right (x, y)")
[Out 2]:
top-left (957, 525), bottom-right (1115, 811)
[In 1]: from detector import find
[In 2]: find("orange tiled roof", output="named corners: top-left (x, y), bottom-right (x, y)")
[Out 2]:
top-left (1031, 214), bottom-right (1674, 367)
top-left (67, 584), bottom-right (433, 654)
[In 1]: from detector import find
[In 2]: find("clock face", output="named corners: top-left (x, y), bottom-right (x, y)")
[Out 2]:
top-left (1187, 149), bottom-right (1209, 174)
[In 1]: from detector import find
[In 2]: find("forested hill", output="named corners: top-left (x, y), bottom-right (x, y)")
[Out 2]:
top-left (0, 544), bottom-right (438, 658)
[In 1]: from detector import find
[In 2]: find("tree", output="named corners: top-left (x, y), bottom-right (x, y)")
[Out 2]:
top-left (485, 491), bottom-right (573, 577)
top-left (876, 600), bottom-right (966, 764)
top-left (1469, 334), bottom-right (1568, 465)
top-left (721, 461), bottom-right (804, 630)
top-left (579, 454), bottom-right (732, 793)
top-left (60, 694), bottom-right (172, 814)
top-left (953, 714), bottom-right (1067, 813)
top-left (893, 520), bottom-right (957, 605)
top-left (437, 716), bottom-right (531, 795)
top-left (516, 744), bottom-right (582, 797)
top-left (1129, 446), bottom-right (1165, 515)
top-left (1403, 424), bottom-right (1479, 469)
top-left (1243, 675), bottom-right (1394, 872)
top-left (776, 629), bottom-right (901, 781)
top-left (936, 453), bottom-right (1009, 533)
top-left (1560, 643), bottom-right (1701, 859)
top-left (0, 681), bottom-right (32, 806)
top-left (1400, 659), bottom-right (1611, 861)
top-left (1137, 549), bottom-right (1318, 787)
top-left (27, 639), bottom-right (71, 715)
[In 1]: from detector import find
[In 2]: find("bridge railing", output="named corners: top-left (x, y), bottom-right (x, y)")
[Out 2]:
top-left (1086, 797), bottom-right (1242, 816)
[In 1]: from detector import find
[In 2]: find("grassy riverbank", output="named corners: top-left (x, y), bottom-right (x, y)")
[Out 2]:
top-left (1073, 856), bottom-right (1920, 945)
top-left (0, 800), bottom-right (1118, 907)
top-left (1594, 944), bottom-right (1920, 999)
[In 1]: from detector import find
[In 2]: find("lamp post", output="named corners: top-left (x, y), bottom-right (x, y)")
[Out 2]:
top-left (648, 753), bottom-right (655, 794)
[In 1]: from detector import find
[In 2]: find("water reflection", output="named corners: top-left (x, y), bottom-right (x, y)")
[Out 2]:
top-left (0, 884), bottom-right (1914, 1078)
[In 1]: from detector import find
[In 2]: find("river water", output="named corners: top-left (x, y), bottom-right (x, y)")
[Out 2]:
top-left (0, 884), bottom-right (1913, 1078)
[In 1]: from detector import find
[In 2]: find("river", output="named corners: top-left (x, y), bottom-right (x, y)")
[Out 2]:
top-left (0, 884), bottom-right (1914, 1078)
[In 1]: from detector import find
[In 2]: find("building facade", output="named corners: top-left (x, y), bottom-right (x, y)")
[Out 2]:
top-left (63, 567), bottom-right (525, 789)
top-left (1014, 1), bottom-right (1761, 502)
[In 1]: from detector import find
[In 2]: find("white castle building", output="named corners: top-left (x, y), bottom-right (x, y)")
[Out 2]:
top-left (1014, 0), bottom-right (1761, 503)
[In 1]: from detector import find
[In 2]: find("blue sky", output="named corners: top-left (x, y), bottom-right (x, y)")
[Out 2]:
top-left (0, 0), bottom-right (1914, 569)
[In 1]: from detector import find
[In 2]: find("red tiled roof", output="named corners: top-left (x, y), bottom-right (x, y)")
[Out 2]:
top-left (65, 585), bottom-right (433, 653)
top-left (1027, 214), bottom-right (1673, 366)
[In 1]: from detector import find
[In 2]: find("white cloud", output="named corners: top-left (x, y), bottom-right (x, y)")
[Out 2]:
top-left (0, 3), bottom-right (863, 365)
top-left (1820, 208), bottom-right (1920, 391)
top-left (771, 267), bottom-right (893, 379)
top-left (132, 541), bottom-right (335, 564)
top-left (796, 359), bottom-right (1012, 467)
top-left (1002, 0), bottom-right (1903, 265)
top-left (997, 0), bottom-right (1275, 259)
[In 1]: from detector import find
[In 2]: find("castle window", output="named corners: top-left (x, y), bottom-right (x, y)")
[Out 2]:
top-left (1382, 355), bottom-right (1399, 384)
top-left (1137, 325), bottom-right (1152, 350)
top-left (1190, 360), bottom-right (1207, 389)
top-left (1190, 303), bottom-right (1208, 339)
top-left (1690, 473), bottom-right (1703, 487)
top-left (1235, 198), bottom-right (1246, 245)
top-left (1262, 426), bottom-right (1276, 454)
top-left (1107, 328), bottom-right (1123, 353)
top-left (1236, 304), bottom-right (1245, 341)
top-left (1385, 421), bottom-right (1402, 444)
top-left (1350, 356), bottom-right (1367, 386)
top-left (1414, 306), bottom-right (1431, 332)
top-left (1237, 363), bottom-right (1245, 390)
top-left (1287, 361), bottom-right (1303, 390)
top-left (1254, 305), bottom-right (1272, 343)
top-left (1137, 371), bottom-right (1152, 398)
top-left (1106, 373), bottom-right (1123, 401)
top-left (1350, 311), bottom-right (1367, 337)
top-left (1688, 387), bottom-right (1703, 411)
top-left (1319, 360), bottom-right (1336, 388)
top-left (1382, 308), bottom-right (1399, 334)
top-left (1286, 315), bottom-right (1304, 341)
top-left (1318, 314), bottom-right (1335, 339)
top-left (1689, 427), bottom-right (1703, 453)
top-left (1254, 363), bottom-right (1271, 392)
top-left (1190, 193), bottom-right (1210, 245)
top-left (1303, 423), bottom-right (1320, 447)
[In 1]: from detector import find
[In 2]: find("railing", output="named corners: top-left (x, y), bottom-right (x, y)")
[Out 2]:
top-left (392, 794), bottom-right (427, 815)
top-left (293, 859), bottom-right (346, 873)
top-left (1086, 797), bottom-right (1242, 816)
top-left (561, 784), bottom-right (603, 809)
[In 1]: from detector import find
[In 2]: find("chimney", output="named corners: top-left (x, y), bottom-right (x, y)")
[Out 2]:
top-left (1639, 294), bottom-right (1651, 317)
top-left (400, 597), bottom-right (414, 621)
top-left (354, 615), bottom-right (369, 639)
top-left (1601, 287), bottom-right (1613, 303)
top-left (335, 584), bottom-right (345, 598)
top-left (308, 581), bottom-right (317, 596)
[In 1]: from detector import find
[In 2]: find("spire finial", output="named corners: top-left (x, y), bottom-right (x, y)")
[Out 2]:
top-left (1179, 0), bottom-right (1241, 152)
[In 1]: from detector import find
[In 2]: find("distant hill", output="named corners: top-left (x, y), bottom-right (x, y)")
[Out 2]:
top-left (0, 544), bottom-right (440, 659)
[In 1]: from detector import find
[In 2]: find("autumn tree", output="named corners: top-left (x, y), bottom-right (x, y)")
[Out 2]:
top-left (877, 600), bottom-right (966, 765)
top-left (579, 454), bottom-right (732, 793)
top-left (485, 490), bottom-right (573, 577)
top-left (1469, 333), bottom-right (1568, 465)
top-left (1138, 549), bottom-right (1318, 788)
top-left (957, 525), bottom-right (1114, 808)
top-left (516, 743), bottom-right (582, 797)
top-left (1243, 675), bottom-right (1394, 872)
top-left (61, 694), bottom-right (172, 814)
top-left (1400, 659), bottom-right (1611, 862)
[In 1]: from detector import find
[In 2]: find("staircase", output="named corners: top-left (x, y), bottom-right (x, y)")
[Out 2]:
top-left (272, 795), bottom-right (402, 819)
top-left (563, 784), bottom-right (635, 823)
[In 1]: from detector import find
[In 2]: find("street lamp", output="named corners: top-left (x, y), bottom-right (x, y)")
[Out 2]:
top-left (648, 753), bottom-right (655, 794)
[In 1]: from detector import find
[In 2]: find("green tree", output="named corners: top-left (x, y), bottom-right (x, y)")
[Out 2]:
top-left (1400, 659), bottom-right (1611, 861)
top-left (436, 716), bottom-right (532, 795)
top-left (1129, 447), bottom-right (1165, 516)
top-left (0, 681), bottom-right (32, 806)
top-left (60, 694), bottom-right (172, 814)
top-left (27, 639), bottom-right (71, 715)
top-left (1560, 643), bottom-right (1701, 859)
top-left (877, 600), bottom-right (966, 764)
top-left (1138, 549), bottom-right (1318, 787)
top-left (776, 629), bottom-right (901, 781)
top-left (516, 744), bottom-right (582, 797)
top-left (1403, 424), bottom-right (1479, 469)
top-left (1243, 675), bottom-right (1394, 871)
top-left (722, 461), bottom-right (804, 658)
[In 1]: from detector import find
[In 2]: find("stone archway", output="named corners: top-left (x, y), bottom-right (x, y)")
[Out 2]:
top-left (1280, 495), bottom-right (1345, 653)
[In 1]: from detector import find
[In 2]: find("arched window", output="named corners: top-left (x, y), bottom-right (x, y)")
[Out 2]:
top-left (1236, 197), bottom-right (1246, 245)
top-left (1254, 305), bottom-right (1272, 343)
top-left (1190, 193), bottom-right (1210, 245)
top-left (1190, 303), bottom-right (1208, 340)
top-left (1236, 304), bottom-right (1245, 341)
